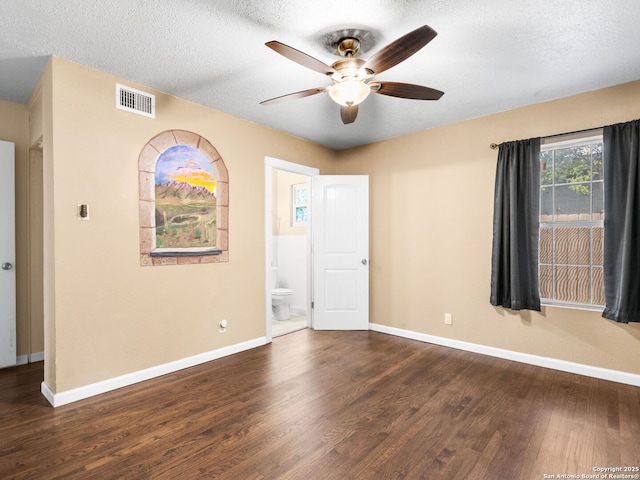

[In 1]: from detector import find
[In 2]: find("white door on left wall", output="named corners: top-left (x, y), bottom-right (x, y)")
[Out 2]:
top-left (0, 140), bottom-right (16, 369)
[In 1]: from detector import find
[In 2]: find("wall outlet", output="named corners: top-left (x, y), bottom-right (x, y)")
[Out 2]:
top-left (219, 319), bottom-right (228, 333)
top-left (444, 313), bottom-right (453, 325)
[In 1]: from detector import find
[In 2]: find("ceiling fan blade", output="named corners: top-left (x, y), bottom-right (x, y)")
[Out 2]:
top-left (266, 41), bottom-right (337, 76)
top-left (340, 105), bottom-right (359, 124)
top-left (260, 87), bottom-right (327, 105)
top-left (362, 25), bottom-right (437, 75)
top-left (371, 82), bottom-right (444, 100)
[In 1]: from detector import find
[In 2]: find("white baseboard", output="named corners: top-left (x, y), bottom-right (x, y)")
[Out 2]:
top-left (41, 380), bottom-right (55, 406)
top-left (40, 325), bottom-right (640, 408)
top-left (16, 351), bottom-right (44, 366)
top-left (290, 307), bottom-right (307, 316)
top-left (30, 351), bottom-right (45, 362)
top-left (369, 323), bottom-right (640, 388)
top-left (41, 337), bottom-right (267, 408)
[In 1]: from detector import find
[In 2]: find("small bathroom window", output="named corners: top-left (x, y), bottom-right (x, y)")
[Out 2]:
top-left (292, 183), bottom-right (308, 226)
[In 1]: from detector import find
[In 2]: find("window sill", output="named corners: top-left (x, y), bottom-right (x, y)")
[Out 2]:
top-left (150, 247), bottom-right (222, 257)
top-left (541, 301), bottom-right (604, 313)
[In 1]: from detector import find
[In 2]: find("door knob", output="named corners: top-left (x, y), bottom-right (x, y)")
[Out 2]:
top-left (361, 258), bottom-right (368, 265)
top-left (1, 262), bottom-right (13, 271)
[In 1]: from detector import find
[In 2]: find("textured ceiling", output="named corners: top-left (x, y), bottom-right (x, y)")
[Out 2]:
top-left (1, 0), bottom-right (640, 150)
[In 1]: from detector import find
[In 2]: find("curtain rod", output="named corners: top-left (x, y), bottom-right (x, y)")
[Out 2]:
top-left (489, 125), bottom-right (603, 150)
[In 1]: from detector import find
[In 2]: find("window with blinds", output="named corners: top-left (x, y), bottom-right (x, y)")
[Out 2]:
top-left (539, 131), bottom-right (605, 309)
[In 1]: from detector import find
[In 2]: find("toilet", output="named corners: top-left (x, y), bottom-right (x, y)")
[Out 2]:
top-left (271, 266), bottom-right (294, 320)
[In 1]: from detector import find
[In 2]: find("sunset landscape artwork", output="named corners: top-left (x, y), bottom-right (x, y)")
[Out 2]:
top-left (154, 145), bottom-right (217, 249)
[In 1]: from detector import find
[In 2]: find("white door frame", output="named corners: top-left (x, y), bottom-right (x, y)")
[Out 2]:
top-left (264, 157), bottom-right (319, 342)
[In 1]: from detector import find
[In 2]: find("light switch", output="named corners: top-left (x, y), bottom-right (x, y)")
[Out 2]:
top-left (78, 204), bottom-right (90, 221)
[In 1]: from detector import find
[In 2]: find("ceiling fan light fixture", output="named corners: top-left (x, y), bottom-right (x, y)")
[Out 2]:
top-left (262, 25), bottom-right (442, 124)
top-left (328, 79), bottom-right (370, 107)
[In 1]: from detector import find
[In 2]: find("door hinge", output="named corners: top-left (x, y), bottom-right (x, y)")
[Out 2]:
top-left (311, 301), bottom-right (314, 309)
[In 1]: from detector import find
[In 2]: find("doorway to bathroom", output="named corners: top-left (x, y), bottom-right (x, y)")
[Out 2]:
top-left (264, 158), bottom-right (317, 339)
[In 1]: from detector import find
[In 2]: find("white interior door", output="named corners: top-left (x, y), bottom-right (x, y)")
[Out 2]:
top-left (312, 175), bottom-right (369, 330)
top-left (0, 140), bottom-right (16, 368)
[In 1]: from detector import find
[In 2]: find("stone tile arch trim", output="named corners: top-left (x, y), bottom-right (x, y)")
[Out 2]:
top-left (139, 130), bottom-right (229, 266)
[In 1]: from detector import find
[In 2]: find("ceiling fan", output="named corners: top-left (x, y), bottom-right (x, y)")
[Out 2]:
top-left (260, 25), bottom-right (444, 125)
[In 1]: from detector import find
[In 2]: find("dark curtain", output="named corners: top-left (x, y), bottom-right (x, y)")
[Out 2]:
top-left (602, 119), bottom-right (640, 323)
top-left (490, 138), bottom-right (541, 311)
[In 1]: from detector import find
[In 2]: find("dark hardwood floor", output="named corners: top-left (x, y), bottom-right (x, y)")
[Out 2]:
top-left (1, 329), bottom-right (639, 479)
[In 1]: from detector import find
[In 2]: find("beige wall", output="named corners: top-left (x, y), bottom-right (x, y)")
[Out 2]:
top-left (27, 85), bottom-right (45, 359)
top-left (337, 80), bottom-right (640, 375)
top-left (28, 148), bottom-right (44, 356)
top-left (4, 54), bottom-right (640, 396)
top-left (45, 57), bottom-right (335, 392)
top-left (273, 169), bottom-right (308, 236)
